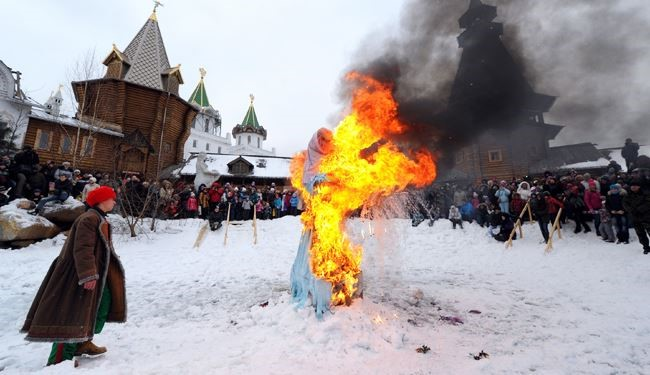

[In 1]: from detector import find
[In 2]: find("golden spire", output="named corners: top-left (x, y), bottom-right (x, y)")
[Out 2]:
top-left (150, 0), bottom-right (163, 21)
top-left (199, 67), bottom-right (207, 80)
top-left (250, 93), bottom-right (255, 104)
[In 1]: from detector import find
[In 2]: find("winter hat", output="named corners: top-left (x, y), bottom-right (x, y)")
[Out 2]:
top-left (588, 181), bottom-right (596, 188)
top-left (629, 179), bottom-right (642, 187)
top-left (89, 177), bottom-right (97, 183)
top-left (87, 186), bottom-right (116, 207)
top-left (609, 183), bottom-right (621, 191)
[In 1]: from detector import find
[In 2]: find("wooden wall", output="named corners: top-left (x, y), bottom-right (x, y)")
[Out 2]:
top-left (71, 78), bottom-right (197, 179)
top-left (24, 117), bottom-right (120, 174)
top-left (452, 123), bottom-right (552, 181)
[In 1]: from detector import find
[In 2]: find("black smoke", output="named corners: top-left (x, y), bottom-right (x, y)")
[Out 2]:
top-left (341, 0), bottom-right (650, 159)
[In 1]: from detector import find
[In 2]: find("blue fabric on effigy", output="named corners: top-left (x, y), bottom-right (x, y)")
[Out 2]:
top-left (289, 174), bottom-right (332, 319)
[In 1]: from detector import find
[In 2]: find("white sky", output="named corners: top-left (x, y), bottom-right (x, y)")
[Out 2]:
top-left (1, 0), bottom-right (408, 157)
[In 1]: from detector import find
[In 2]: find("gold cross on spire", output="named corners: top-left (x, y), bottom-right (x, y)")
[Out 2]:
top-left (250, 94), bottom-right (255, 104)
top-left (199, 67), bottom-right (207, 79)
top-left (150, 1), bottom-right (163, 21)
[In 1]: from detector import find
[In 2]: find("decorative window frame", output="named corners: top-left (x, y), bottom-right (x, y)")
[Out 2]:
top-left (34, 129), bottom-right (52, 150)
top-left (488, 149), bottom-right (503, 163)
top-left (59, 134), bottom-right (75, 154)
top-left (80, 135), bottom-right (95, 158)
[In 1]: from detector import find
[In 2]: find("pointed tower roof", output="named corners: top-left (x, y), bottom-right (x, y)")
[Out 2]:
top-left (120, 6), bottom-right (172, 90)
top-left (188, 68), bottom-right (210, 107)
top-left (232, 94), bottom-right (267, 139)
top-left (241, 94), bottom-right (260, 128)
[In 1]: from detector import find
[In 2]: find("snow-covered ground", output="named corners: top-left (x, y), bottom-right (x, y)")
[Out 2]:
top-left (1, 216), bottom-right (649, 374)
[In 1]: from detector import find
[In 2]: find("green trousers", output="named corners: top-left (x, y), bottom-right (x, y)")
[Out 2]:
top-left (47, 286), bottom-right (111, 365)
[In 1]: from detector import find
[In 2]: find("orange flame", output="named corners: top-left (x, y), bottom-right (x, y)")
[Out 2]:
top-left (291, 72), bottom-right (437, 305)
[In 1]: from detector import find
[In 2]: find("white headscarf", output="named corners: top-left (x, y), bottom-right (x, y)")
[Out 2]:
top-left (302, 128), bottom-right (332, 187)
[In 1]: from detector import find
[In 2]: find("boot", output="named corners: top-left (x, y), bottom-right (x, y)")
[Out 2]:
top-left (74, 341), bottom-right (107, 357)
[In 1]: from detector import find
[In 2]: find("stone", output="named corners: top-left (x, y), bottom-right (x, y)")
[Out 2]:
top-left (0, 200), bottom-right (61, 242)
top-left (40, 197), bottom-right (86, 225)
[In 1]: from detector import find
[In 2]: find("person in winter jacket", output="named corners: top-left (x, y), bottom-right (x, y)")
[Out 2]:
top-left (583, 181), bottom-right (603, 236)
top-left (186, 192), bottom-right (199, 218)
top-left (598, 197), bottom-right (616, 243)
top-left (495, 181), bottom-right (511, 214)
top-left (517, 181), bottom-right (532, 201)
top-left (31, 173), bottom-right (73, 215)
top-left (22, 186), bottom-right (125, 366)
top-left (566, 186), bottom-right (591, 234)
top-left (493, 212), bottom-right (515, 242)
top-left (289, 192), bottom-right (299, 216)
top-left (606, 183), bottom-right (629, 244)
top-left (531, 192), bottom-right (550, 242)
top-left (621, 138), bottom-right (640, 171)
top-left (623, 179), bottom-right (650, 254)
top-left (81, 177), bottom-right (100, 203)
top-left (448, 205), bottom-right (463, 229)
top-left (241, 197), bottom-right (253, 220)
top-left (475, 202), bottom-right (489, 227)
top-left (459, 201), bottom-right (475, 223)
top-left (198, 186), bottom-right (210, 219)
top-left (510, 193), bottom-right (526, 219)
top-left (208, 205), bottom-right (224, 231)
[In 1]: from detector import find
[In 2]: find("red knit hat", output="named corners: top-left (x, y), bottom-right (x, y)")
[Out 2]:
top-left (87, 186), bottom-right (117, 207)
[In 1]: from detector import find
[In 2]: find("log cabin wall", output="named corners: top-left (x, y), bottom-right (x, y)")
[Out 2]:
top-left (72, 78), bottom-right (198, 179)
top-left (24, 117), bottom-right (120, 173)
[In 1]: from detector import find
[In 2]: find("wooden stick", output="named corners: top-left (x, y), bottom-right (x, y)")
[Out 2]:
top-left (223, 202), bottom-right (231, 245)
top-left (505, 201), bottom-right (530, 248)
top-left (527, 201), bottom-right (534, 223)
top-left (193, 222), bottom-right (209, 249)
top-left (555, 208), bottom-right (563, 239)
top-left (253, 205), bottom-right (258, 245)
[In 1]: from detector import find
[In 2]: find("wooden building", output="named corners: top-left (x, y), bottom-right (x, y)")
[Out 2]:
top-left (445, 0), bottom-right (565, 181)
top-left (22, 8), bottom-right (197, 179)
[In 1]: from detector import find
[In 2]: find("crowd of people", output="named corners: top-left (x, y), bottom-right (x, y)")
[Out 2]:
top-left (2, 142), bottom-right (649, 254)
top-left (417, 165), bottom-right (650, 255)
top-left (0, 145), bottom-right (303, 230)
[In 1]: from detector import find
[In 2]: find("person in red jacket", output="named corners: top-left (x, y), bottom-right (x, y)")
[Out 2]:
top-left (545, 192), bottom-right (565, 227)
top-left (186, 192), bottom-right (199, 218)
top-left (510, 193), bottom-right (526, 219)
top-left (208, 182), bottom-right (222, 211)
top-left (583, 181), bottom-right (603, 236)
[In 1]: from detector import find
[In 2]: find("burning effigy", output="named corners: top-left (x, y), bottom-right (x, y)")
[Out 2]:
top-left (289, 72), bottom-right (437, 318)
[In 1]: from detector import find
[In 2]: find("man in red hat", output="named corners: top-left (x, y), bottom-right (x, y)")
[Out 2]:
top-left (21, 186), bottom-right (127, 366)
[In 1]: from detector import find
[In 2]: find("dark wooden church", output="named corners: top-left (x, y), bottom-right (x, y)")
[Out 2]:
top-left (447, 0), bottom-right (569, 181)
top-left (23, 8), bottom-right (197, 178)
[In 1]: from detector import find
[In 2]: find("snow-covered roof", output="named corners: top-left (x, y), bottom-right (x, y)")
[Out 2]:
top-left (559, 158), bottom-right (610, 170)
top-left (606, 145), bottom-right (650, 171)
top-left (29, 108), bottom-right (124, 138)
top-left (179, 153), bottom-right (292, 179)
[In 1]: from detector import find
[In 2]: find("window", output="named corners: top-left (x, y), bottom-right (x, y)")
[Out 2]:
top-left (488, 149), bottom-right (503, 163)
top-left (247, 135), bottom-right (251, 145)
top-left (164, 142), bottom-right (172, 153)
top-left (218, 146), bottom-right (222, 154)
top-left (238, 136), bottom-right (241, 145)
top-left (206, 143), bottom-right (210, 151)
top-left (192, 120), bottom-right (196, 129)
top-left (193, 140), bottom-right (197, 148)
top-left (257, 138), bottom-right (260, 148)
top-left (204, 119), bottom-right (210, 133)
top-left (231, 162), bottom-right (250, 175)
top-left (35, 129), bottom-right (51, 150)
top-left (80, 136), bottom-right (95, 157)
top-left (60, 134), bottom-right (74, 154)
